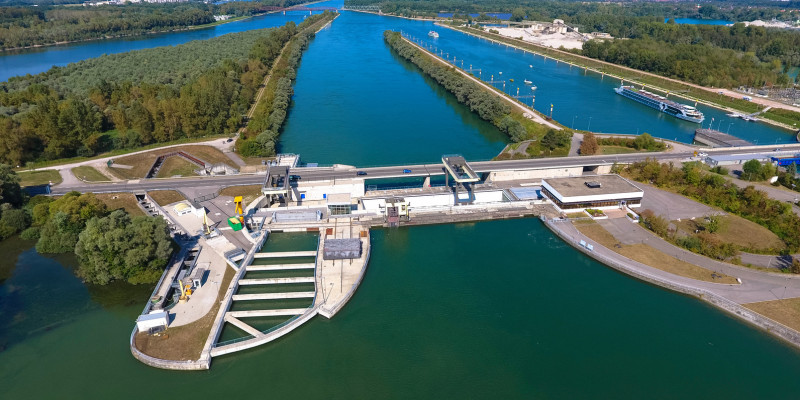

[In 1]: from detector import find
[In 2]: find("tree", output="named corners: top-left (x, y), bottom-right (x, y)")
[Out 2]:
top-left (580, 132), bottom-right (599, 155)
top-left (633, 133), bottom-right (657, 150)
top-left (75, 210), bottom-right (173, 285)
top-left (704, 214), bottom-right (724, 234)
top-left (36, 192), bottom-right (107, 254)
top-left (511, 7), bottom-right (526, 22)
top-left (792, 257), bottom-right (800, 274)
top-left (0, 164), bottom-right (25, 208)
top-left (742, 159), bottom-right (762, 181)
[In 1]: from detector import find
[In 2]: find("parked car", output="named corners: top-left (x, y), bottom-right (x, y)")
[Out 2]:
top-left (357, 171), bottom-right (367, 176)
top-left (402, 169), bottom-right (412, 174)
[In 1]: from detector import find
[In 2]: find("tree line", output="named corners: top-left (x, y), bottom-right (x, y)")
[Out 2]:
top-left (238, 22), bottom-right (323, 157)
top-left (0, 0), bottom-right (314, 50)
top-left (355, 0), bottom-right (800, 87)
top-left (0, 16), bottom-right (333, 166)
top-left (0, 165), bottom-right (173, 285)
top-left (384, 30), bottom-right (571, 155)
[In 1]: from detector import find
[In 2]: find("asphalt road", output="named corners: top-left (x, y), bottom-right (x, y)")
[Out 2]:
top-left (51, 144), bottom-right (800, 195)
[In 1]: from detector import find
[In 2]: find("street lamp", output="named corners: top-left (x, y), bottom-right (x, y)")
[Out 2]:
top-left (572, 115), bottom-right (577, 129)
top-left (727, 122), bottom-right (734, 134)
top-left (588, 116), bottom-right (593, 131)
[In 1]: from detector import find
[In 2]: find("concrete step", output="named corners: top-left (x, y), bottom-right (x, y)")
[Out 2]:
top-left (247, 263), bottom-right (315, 271)
top-left (238, 277), bottom-right (315, 285)
top-left (224, 315), bottom-right (263, 338)
top-left (253, 251), bottom-right (317, 258)
top-left (228, 309), bottom-right (308, 318)
top-left (232, 292), bottom-right (315, 301)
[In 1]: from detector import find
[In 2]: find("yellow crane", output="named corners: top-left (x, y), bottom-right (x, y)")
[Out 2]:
top-left (178, 278), bottom-right (193, 303)
top-left (234, 196), bottom-right (244, 224)
top-left (202, 207), bottom-right (212, 236)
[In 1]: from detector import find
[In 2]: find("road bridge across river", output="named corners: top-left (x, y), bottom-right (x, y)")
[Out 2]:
top-left (50, 144), bottom-right (800, 195)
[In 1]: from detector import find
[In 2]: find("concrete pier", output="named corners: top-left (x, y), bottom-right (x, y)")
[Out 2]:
top-left (232, 292), bottom-right (315, 301)
top-left (246, 263), bottom-right (316, 271)
top-left (316, 223), bottom-right (371, 319)
top-left (238, 277), bottom-right (315, 285)
top-left (228, 309), bottom-right (308, 318)
top-left (254, 251), bottom-right (317, 258)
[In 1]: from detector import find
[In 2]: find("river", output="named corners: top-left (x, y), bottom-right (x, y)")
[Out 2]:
top-left (2, 3), bottom-right (800, 397)
top-left (3, 220), bottom-right (800, 398)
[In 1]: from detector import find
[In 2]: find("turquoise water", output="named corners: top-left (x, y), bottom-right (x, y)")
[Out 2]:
top-left (3, 220), bottom-right (800, 398)
top-left (666, 18), bottom-right (733, 25)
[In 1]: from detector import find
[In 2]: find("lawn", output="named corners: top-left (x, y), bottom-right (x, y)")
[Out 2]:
top-left (134, 266), bottom-right (234, 361)
top-left (576, 222), bottom-right (739, 284)
top-left (744, 297), bottom-right (800, 333)
top-left (148, 190), bottom-right (185, 206)
top-left (109, 145), bottom-right (237, 180)
top-left (673, 215), bottom-right (786, 253)
top-left (156, 157), bottom-right (198, 178)
top-left (600, 145), bottom-right (640, 155)
top-left (219, 185), bottom-right (262, 207)
top-left (95, 193), bottom-right (145, 216)
top-left (17, 170), bottom-right (62, 187)
top-left (71, 166), bottom-right (110, 182)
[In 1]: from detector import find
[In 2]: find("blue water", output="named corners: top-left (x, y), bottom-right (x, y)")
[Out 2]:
top-left (278, 11), bottom-right (507, 165)
top-left (395, 25), bottom-right (795, 145)
top-left (666, 18), bottom-right (733, 25)
top-left (0, 11), bottom-right (319, 82)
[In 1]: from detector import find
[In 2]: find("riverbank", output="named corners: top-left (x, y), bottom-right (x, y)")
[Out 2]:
top-left (0, 0), bottom-right (329, 54)
top-left (544, 218), bottom-right (800, 350)
top-left (437, 23), bottom-right (800, 132)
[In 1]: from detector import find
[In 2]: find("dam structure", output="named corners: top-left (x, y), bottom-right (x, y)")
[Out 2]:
top-left (122, 147), bottom-right (800, 370)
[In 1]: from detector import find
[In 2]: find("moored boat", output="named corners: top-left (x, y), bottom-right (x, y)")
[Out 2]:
top-left (614, 85), bottom-right (704, 123)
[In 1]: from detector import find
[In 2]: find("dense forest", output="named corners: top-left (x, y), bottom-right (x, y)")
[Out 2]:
top-left (346, 0), bottom-right (800, 22)
top-left (356, 0), bottom-right (800, 87)
top-left (0, 13), bottom-right (334, 166)
top-left (0, 0), bottom-right (310, 50)
top-left (384, 30), bottom-right (571, 156)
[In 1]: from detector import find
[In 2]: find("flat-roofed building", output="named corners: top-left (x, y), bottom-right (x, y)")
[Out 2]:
top-left (541, 174), bottom-right (643, 211)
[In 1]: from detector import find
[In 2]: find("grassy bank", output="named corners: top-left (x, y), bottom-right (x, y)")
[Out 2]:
top-left (446, 24), bottom-right (800, 130)
top-left (576, 220), bottom-right (738, 284)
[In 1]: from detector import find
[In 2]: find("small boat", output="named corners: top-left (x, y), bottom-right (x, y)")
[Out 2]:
top-left (531, 86), bottom-right (537, 90)
top-left (509, 78), bottom-right (514, 82)
top-left (524, 79), bottom-right (532, 84)
top-left (529, 65), bottom-right (533, 68)
top-left (428, 30), bottom-right (439, 38)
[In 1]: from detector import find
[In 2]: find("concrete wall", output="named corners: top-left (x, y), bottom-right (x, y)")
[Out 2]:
top-left (488, 167), bottom-right (583, 182)
top-left (361, 190), bottom-right (505, 212)
top-left (295, 178), bottom-right (365, 201)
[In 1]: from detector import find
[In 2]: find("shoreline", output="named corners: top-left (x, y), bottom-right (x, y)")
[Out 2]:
top-left (1, 0), bottom-right (329, 53)
top-left (543, 218), bottom-right (800, 352)
top-left (438, 23), bottom-right (798, 132)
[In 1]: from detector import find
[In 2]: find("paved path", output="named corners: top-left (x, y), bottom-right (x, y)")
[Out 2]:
top-left (555, 220), bottom-right (800, 304)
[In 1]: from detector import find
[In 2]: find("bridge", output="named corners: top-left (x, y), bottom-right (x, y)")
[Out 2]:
top-left (49, 143), bottom-right (800, 195)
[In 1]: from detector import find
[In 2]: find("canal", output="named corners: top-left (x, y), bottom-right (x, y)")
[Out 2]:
top-left (2, 3), bottom-right (800, 397)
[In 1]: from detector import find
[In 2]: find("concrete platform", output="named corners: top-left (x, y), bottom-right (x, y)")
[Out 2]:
top-left (228, 309), bottom-right (308, 318)
top-left (169, 245), bottom-right (228, 327)
top-left (246, 263), bottom-right (315, 271)
top-left (316, 222), bottom-right (371, 318)
top-left (232, 292), bottom-right (315, 301)
top-left (254, 251), bottom-right (317, 258)
top-left (238, 277), bottom-right (315, 285)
